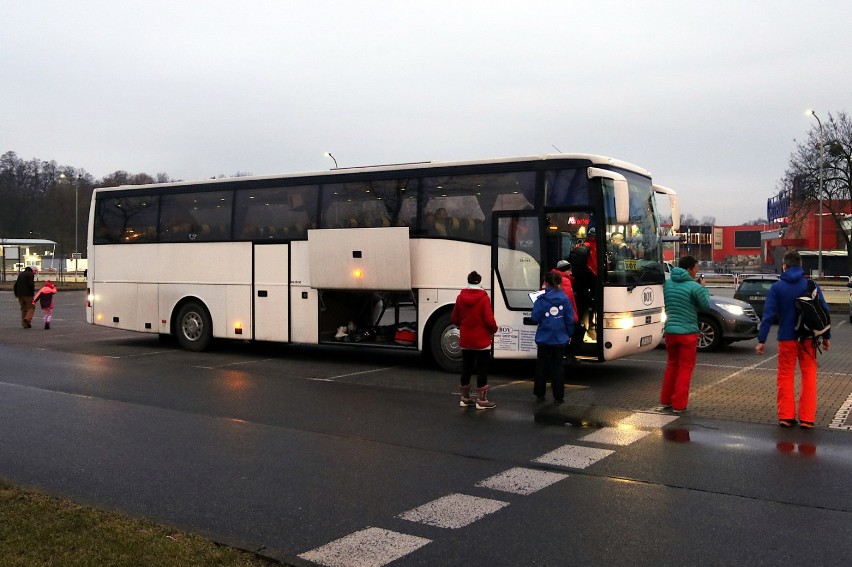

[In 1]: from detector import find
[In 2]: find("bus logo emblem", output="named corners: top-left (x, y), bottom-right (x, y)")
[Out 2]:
top-left (642, 288), bottom-right (653, 305)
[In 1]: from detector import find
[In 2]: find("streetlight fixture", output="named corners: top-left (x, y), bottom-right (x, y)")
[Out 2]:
top-left (324, 152), bottom-right (339, 168)
top-left (806, 109), bottom-right (824, 277)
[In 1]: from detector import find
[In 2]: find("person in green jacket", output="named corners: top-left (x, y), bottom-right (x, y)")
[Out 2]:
top-left (660, 255), bottom-right (710, 413)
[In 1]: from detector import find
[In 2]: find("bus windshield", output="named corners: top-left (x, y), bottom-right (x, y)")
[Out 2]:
top-left (602, 169), bottom-right (665, 286)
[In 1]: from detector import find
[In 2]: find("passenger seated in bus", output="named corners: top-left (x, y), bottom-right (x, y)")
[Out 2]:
top-left (609, 232), bottom-right (634, 260)
top-left (432, 208), bottom-right (451, 236)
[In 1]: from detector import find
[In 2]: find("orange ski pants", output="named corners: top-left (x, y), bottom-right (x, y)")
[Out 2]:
top-left (777, 340), bottom-right (817, 423)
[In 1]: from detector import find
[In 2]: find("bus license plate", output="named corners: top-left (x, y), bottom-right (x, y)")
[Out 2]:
top-left (640, 335), bottom-right (652, 346)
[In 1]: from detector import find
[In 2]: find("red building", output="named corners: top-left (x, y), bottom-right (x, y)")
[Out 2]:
top-left (663, 224), bottom-right (763, 272)
top-left (761, 199), bottom-right (850, 276)
top-left (664, 194), bottom-right (850, 276)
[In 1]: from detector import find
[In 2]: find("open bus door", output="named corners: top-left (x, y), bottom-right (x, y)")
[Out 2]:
top-left (542, 211), bottom-right (603, 361)
top-left (491, 212), bottom-right (542, 362)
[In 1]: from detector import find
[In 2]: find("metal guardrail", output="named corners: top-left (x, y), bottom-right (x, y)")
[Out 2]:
top-left (687, 272), bottom-right (850, 288)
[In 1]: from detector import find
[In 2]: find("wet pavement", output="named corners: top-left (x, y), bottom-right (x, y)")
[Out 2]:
top-left (0, 290), bottom-right (850, 566)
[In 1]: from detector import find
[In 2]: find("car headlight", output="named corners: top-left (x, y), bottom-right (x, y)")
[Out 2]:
top-left (716, 303), bottom-right (745, 316)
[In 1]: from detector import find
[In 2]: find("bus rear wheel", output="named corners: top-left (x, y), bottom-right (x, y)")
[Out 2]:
top-left (175, 301), bottom-right (212, 352)
top-left (429, 311), bottom-right (463, 373)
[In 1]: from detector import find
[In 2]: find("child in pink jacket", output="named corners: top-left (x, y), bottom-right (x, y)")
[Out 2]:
top-left (32, 280), bottom-right (58, 330)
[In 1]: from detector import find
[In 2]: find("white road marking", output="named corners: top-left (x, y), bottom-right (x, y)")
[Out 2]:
top-left (533, 444), bottom-right (614, 469)
top-left (325, 367), bottom-right (398, 381)
top-left (580, 426), bottom-right (651, 446)
top-left (398, 493), bottom-right (508, 529)
top-left (490, 379), bottom-right (534, 390)
top-left (296, 398), bottom-right (698, 563)
top-left (621, 412), bottom-right (679, 428)
top-left (829, 390), bottom-right (852, 430)
top-left (476, 467), bottom-right (568, 495)
top-left (298, 527), bottom-right (431, 567)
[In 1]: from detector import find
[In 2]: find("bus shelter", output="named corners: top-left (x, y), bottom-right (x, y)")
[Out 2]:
top-left (0, 238), bottom-right (59, 282)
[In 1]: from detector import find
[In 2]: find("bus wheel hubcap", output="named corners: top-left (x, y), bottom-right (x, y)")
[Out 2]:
top-left (183, 314), bottom-right (202, 340)
top-left (442, 327), bottom-right (461, 359)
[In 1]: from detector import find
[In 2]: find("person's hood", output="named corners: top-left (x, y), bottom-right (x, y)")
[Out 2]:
top-left (456, 287), bottom-right (489, 308)
top-left (44, 281), bottom-right (57, 290)
top-left (538, 287), bottom-right (566, 307)
top-left (780, 265), bottom-right (805, 284)
top-left (670, 267), bottom-right (694, 283)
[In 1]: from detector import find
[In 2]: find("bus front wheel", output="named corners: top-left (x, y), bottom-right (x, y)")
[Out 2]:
top-left (429, 311), bottom-right (463, 373)
top-left (175, 301), bottom-right (212, 352)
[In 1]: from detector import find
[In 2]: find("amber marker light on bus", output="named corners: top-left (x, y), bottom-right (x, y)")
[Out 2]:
top-left (353, 268), bottom-right (363, 279)
top-left (234, 321), bottom-right (243, 335)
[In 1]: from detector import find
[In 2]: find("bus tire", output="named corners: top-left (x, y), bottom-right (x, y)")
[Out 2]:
top-left (429, 311), bottom-right (463, 373)
top-left (696, 315), bottom-right (722, 352)
top-left (175, 301), bottom-right (212, 352)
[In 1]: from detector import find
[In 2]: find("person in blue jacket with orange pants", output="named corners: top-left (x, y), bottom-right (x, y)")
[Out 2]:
top-left (756, 250), bottom-right (831, 428)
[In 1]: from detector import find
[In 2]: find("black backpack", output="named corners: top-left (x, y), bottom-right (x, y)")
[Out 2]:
top-left (568, 243), bottom-right (590, 275)
top-left (39, 293), bottom-right (53, 309)
top-left (794, 279), bottom-right (830, 348)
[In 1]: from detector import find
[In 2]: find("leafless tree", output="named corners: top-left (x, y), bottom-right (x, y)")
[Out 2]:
top-left (781, 111), bottom-right (852, 271)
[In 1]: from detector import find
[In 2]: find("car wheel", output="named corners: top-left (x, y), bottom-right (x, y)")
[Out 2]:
top-left (697, 315), bottom-right (722, 352)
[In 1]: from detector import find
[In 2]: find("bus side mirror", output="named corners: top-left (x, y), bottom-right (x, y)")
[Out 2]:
top-left (588, 167), bottom-right (629, 225)
top-left (653, 184), bottom-right (680, 231)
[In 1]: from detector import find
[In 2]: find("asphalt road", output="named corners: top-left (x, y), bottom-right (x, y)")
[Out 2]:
top-left (1, 292), bottom-right (850, 566)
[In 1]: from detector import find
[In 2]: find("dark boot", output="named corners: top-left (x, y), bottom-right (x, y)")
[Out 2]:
top-left (45, 322), bottom-right (50, 330)
top-left (459, 385), bottom-right (473, 407)
top-left (475, 386), bottom-right (496, 410)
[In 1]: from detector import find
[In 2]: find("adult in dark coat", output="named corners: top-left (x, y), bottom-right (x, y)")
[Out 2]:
top-left (13, 267), bottom-right (36, 328)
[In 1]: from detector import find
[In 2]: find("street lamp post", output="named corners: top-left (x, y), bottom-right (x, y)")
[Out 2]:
top-left (807, 109), bottom-right (825, 277)
top-left (60, 173), bottom-right (79, 278)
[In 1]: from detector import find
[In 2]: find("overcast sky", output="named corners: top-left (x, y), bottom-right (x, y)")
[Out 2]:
top-left (2, 1), bottom-right (850, 225)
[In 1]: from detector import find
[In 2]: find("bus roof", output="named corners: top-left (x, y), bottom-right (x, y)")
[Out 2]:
top-left (99, 153), bottom-right (652, 192)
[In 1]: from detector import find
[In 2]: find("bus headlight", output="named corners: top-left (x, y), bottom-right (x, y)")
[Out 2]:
top-left (603, 312), bottom-right (634, 330)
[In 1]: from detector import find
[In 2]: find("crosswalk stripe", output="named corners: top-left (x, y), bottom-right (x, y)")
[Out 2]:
top-left (533, 444), bottom-right (614, 469)
top-left (298, 527), bottom-right (431, 567)
top-left (620, 411), bottom-right (680, 428)
top-left (476, 467), bottom-right (569, 495)
top-left (580, 426), bottom-right (652, 446)
top-left (397, 493), bottom-right (509, 529)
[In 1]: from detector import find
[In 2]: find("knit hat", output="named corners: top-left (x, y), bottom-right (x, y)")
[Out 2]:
top-left (467, 271), bottom-right (482, 285)
top-left (556, 260), bottom-right (571, 271)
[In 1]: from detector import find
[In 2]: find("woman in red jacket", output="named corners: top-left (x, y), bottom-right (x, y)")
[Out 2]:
top-left (452, 271), bottom-right (499, 409)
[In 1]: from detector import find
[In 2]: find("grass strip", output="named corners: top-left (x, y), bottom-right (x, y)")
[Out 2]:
top-left (0, 480), bottom-right (279, 567)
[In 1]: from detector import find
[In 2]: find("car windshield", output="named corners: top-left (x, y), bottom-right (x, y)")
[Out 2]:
top-left (738, 280), bottom-right (774, 293)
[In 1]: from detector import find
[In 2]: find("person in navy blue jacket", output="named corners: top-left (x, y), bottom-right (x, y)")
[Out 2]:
top-left (756, 250), bottom-right (831, 428)
top-left (531, 271), bottom-right (575, 403)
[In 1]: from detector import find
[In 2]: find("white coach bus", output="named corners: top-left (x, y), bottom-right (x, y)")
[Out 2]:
top-left (86, 154), bottom-right (678, 372)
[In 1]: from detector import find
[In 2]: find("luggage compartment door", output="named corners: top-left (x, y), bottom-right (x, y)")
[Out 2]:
top-left (254, 244), bottom-right (290, 342)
